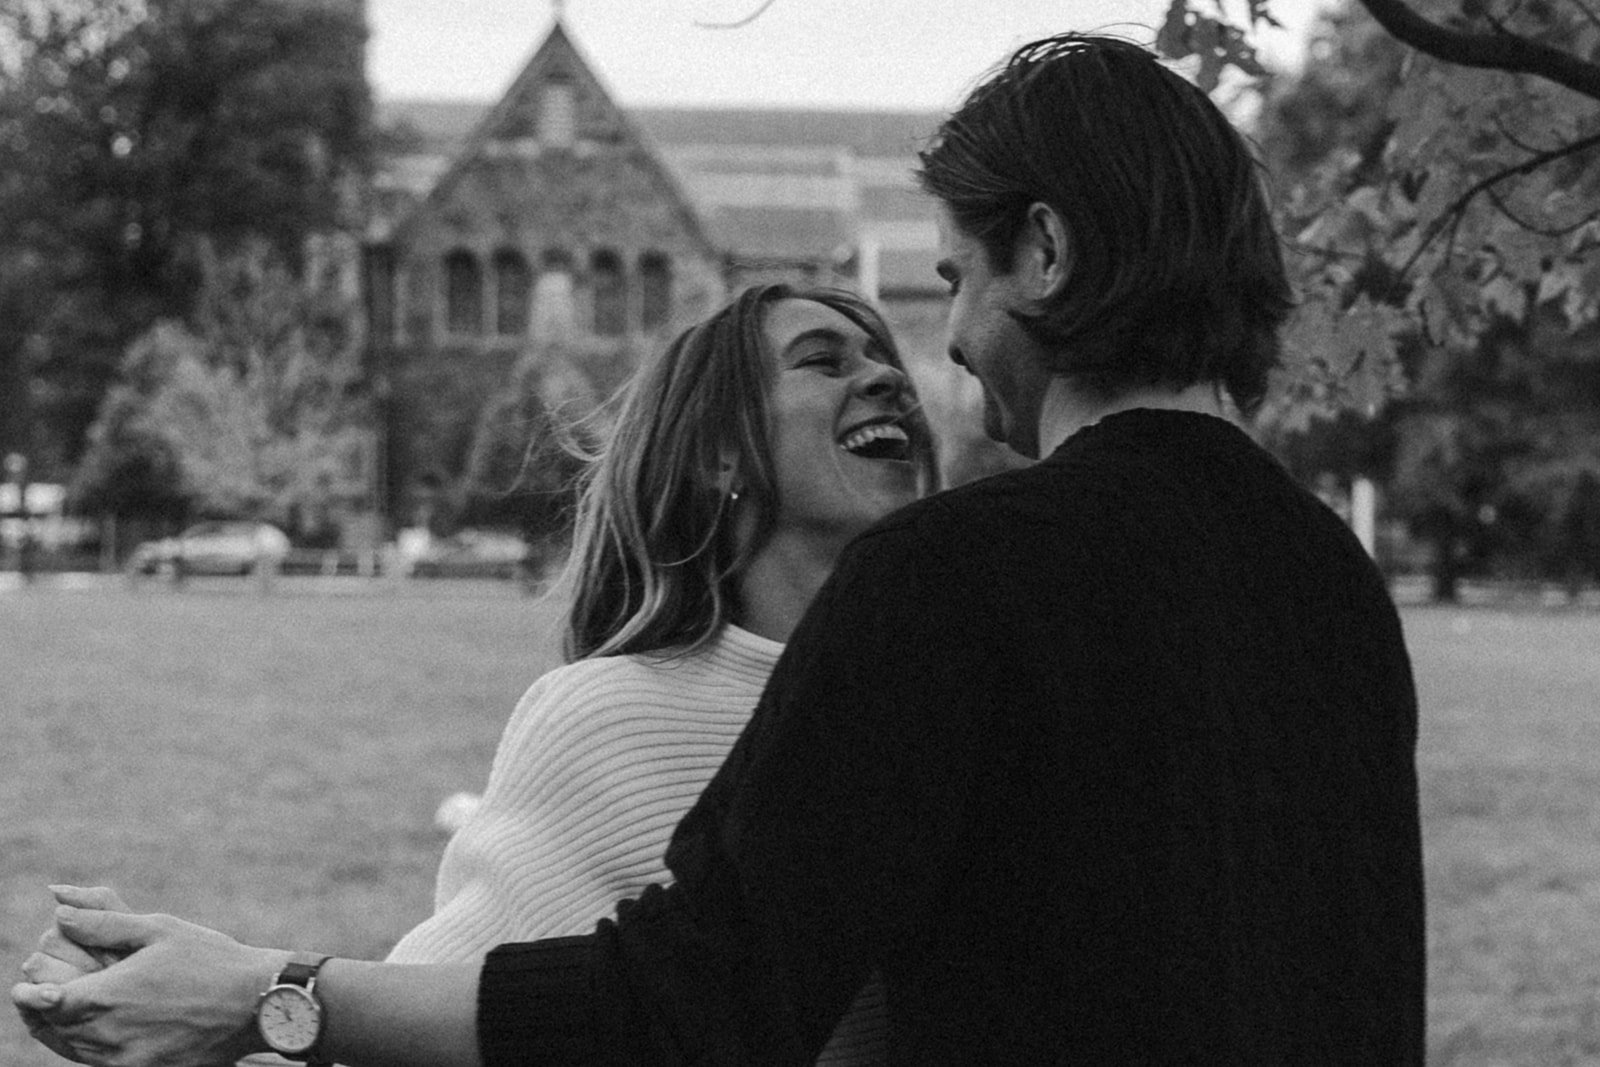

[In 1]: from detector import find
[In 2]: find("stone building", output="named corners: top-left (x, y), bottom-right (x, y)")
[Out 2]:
top-left (368, 16), bottom-right (997, 531)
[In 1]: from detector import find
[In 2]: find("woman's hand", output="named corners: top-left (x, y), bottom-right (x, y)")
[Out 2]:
top-left (16, 886), bottom-right (132, 1062)
top-left (12, 905), bottom-right (288, 1067)
top-left (22, 885), bottom-right (131, 984)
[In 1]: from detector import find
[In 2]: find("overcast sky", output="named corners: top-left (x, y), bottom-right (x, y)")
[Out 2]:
top-left (366, 0), bottom-right (1323, 108)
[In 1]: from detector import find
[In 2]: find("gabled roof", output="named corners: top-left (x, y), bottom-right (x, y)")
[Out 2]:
top-left (394, 21), bottom-right (716, 258)
top-left (374, 101), bottom-right (944, 161)
top-left (372, 29), bottom-right (946, 288)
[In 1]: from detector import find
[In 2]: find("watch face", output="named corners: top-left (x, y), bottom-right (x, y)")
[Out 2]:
top-left (257, 984), bottom-right (322, 1055)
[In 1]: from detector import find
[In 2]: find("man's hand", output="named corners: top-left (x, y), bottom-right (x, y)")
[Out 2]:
top-left (11, 905), bottom-right (289, 1067)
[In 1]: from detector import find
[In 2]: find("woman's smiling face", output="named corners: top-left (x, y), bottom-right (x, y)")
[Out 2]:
top-left (759, 298), bottom-right (923, 544)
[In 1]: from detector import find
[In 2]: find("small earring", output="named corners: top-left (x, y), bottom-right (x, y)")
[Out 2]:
top-left (729, 487), bottom-right (742, 503)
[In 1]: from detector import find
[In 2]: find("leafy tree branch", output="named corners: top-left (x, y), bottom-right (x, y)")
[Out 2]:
top-left (1398, 128), bottom-right (1600, 280)
top-left (1356, 0), bottom-right (1600, 99)
top-left (1485, 186), bottom-right (1600, 238)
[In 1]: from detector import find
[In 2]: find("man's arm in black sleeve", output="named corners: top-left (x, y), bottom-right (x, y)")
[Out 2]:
top-left (476, 505), bottom-right (1001, 1064)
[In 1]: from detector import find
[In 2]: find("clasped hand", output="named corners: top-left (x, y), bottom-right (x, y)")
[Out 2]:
top-left (11, 886), bottom-right (287, 1067)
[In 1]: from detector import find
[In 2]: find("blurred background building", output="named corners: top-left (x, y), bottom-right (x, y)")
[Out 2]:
top-left (364, 18), bottom-right (988, 537)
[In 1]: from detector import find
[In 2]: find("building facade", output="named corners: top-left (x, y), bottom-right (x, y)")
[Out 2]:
top-left (368, 18), bottom-right (995, 531)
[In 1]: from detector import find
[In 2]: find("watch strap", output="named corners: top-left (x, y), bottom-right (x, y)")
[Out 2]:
top-left (275, 952), bottom-right (330, 991)
top-left (270, 953), bottom-right (332, 1065)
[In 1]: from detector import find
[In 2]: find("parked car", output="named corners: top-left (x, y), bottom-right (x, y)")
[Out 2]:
top-left (407, 528), bottom-right (530, 579)
top-left (127, 521), bottom-right (291, 577)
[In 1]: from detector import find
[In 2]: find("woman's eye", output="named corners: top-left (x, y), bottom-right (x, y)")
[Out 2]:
top-left (797, 349), bottom-right (841, 369)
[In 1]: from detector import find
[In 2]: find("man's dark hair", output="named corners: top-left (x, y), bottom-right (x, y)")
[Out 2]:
top-left (917, 33), bottom-right (1294, 417)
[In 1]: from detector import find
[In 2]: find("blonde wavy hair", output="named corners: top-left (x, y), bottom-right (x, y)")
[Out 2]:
top-left (557, 284), bottom-right (938, 662)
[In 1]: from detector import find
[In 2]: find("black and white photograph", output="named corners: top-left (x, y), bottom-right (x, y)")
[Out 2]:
top-left (4, 0), bottom-right (1598, 1062)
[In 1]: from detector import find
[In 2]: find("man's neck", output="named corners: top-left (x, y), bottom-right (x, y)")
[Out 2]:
top-left (1036, 379), bottom-right (1230, 457)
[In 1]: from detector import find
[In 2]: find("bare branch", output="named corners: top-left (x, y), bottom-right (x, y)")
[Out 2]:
top-left (1283, 241), bottom-right (1371, 265)
top-left (1480, 0), bottom-right (1541, 36)
top-left (694, 0), bottom-right (782, 29)
top-left (1493, 114), bottom-right (1553, 154)
top-left (1397, 129), bottom-right (1600, 280)
top-left (1482, 7), bottom-right (1518, 35)
top-left (1486, 186), bottom-right (1600, 236)
top-left (1442, 203), bottom-right (1469, 271)
top-left (1357, 0), bottom-right (1600, 101)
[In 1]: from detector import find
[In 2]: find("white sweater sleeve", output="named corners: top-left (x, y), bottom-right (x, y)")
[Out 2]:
top-left (385, 651), bottom-right (757, 965)
top-left (384, 633), bottom-right (888, 1062)
top-left (387, 665), bottom-right (669, 963)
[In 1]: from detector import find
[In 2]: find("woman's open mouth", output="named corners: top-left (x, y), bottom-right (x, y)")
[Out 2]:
top-left (839, 422), bottom-right (912, 461)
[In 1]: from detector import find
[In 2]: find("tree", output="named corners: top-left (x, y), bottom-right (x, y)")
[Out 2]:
top-left (1378, 308), bottom-right (1600, 598)
top-left (706, 0), bottom-right (1600, 432)
top-left (1162, 0), bottom-right (1600, 418)
top-left (71, 241), bottom-right (373, 534)
top-left (452, 336), bottom-right (644, 558)
top-left (0, 0), bottom-right (369, 477)
top-left (1252, 0), bottom-right (1600, 597)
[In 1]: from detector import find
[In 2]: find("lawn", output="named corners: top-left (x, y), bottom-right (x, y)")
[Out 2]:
top-left (1, 582), bottom-right (1597, 1065)
top-left (1409, 607), bottom-right (1600, 1064)
top-left (0, 580), bottom-right (564, 1067)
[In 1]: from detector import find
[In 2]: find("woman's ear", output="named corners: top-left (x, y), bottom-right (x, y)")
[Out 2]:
top-left (1015, 202), bottom-right (1073, 301)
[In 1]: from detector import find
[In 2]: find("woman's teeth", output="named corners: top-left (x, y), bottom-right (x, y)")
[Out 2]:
top-left (840, 423), bottom-right (910, 459)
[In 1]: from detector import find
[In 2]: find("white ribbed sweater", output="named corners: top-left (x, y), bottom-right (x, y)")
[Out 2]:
top-left (387, 624), bottom-right (886, 1063)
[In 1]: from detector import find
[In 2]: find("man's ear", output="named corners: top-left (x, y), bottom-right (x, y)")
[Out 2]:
top-left (1015, 202), bottom-right (1073, 301)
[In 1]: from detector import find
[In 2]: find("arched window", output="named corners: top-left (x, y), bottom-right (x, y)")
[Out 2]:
top-left (591, 249), bottom-right (626, 337)
top-left (493, 249), bottom-right (531, 336)
top-left (533, 248), bottom-right (575, 339)
top-left (639, 252), bottom-right (673, 330)
top-left (443, 250), bottom-right (483, 336)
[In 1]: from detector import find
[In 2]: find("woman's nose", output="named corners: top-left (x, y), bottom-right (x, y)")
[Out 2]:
top-left (854, 360), bottom-right (910, 404)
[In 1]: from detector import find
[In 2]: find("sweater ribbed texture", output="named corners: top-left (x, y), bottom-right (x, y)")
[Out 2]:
top-left (388, 623), bottom-right (887, 1063)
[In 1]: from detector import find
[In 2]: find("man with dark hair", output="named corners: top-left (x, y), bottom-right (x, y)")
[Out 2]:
top-left (919, 33), bottom-right (1293, 428)
top-left (17, 34), bottom-right (1423, 1065)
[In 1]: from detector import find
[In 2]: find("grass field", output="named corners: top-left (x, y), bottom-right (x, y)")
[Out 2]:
top-left (1, 582), bottom-right (1597, 1065)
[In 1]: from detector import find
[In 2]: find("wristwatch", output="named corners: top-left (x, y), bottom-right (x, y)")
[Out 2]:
top-left (256, 952), bottom-right (332, 1064)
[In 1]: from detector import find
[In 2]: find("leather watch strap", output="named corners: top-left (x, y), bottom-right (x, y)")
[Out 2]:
top-left (276, 954), bottom-right (329, 990)
top-left (276, 953), bottom-right (332, 1065)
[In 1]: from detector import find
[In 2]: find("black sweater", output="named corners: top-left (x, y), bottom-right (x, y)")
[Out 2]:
top-left (477, 409), bottom-right (1425, 1064)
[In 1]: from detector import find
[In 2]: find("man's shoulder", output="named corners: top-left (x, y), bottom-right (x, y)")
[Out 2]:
top-left (861, 463), bottom-right (1060, 541)
top-left (824, 465), bottom-right (1088, 601)
top-left (847, 458), bottom-right (1111, 572)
